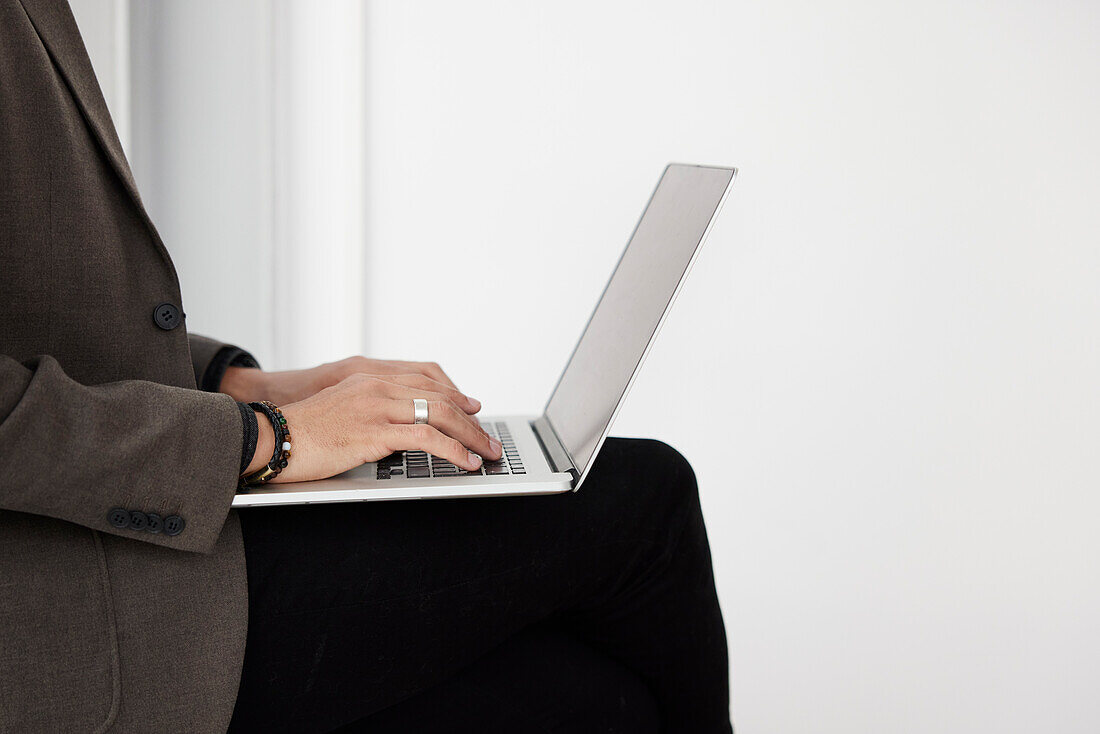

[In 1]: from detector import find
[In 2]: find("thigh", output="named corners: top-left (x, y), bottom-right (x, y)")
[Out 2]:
top-left (230, 437), bottom-right (703, 733)
top-left (331, 625), bottom-right (660, 734)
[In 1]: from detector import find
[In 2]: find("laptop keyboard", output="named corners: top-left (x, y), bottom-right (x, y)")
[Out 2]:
top-left (375, 421), bottom-right (526, 480)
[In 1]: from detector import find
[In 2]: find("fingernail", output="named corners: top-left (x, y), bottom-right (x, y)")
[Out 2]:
top-left (489, 438), bottom-right (502, 455)
top-left (468, 451), bottom-right (482, 469)
top-left (468, 397), bottom-right (482, 411)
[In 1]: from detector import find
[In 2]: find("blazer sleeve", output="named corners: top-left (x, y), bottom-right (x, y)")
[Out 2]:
top-left (0, 354), bottom-right (243, 554)
top-left (188, 333), bottom-right (260, 392)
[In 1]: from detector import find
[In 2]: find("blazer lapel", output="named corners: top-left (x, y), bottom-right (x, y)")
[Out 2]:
top-left (17, 0), bottom-right (181, 282)
top-left (18, 0), bottom-right (143, 209)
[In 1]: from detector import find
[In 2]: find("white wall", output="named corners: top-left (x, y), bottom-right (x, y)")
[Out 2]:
top-left (364, 2), bottom-right (1100, 733)
top-left (72, 0), bottom-right (1100, 731)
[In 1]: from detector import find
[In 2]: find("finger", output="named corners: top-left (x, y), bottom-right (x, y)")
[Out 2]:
top-left (385, 423), bottom-right (485, 471)
top-left (385, 373), bottom-right (481, 414)
top-left (377, 381), bottom-right (489, 440)
top-left (424, 400), bottom-right (501, 460)
top-left (381, 398), bottom-right (501, 461)
top-left (347, 375), bottom-right (488, 439)
top-left (411, 361), bottom-right (459, 391)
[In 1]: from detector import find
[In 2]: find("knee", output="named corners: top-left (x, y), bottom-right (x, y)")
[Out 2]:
top-left (645, 438), bottom-right (697, 488)
top-left (596, 437), bottom-right (700, 518)
top-left (608, 436), bottom-right (695, 484)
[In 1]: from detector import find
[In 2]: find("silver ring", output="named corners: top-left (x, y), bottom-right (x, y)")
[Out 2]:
top-left (412, 398), bottom-right (429, 425)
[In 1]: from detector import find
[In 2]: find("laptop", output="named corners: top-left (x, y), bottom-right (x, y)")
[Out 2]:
top-left (233, 163), bottom-right (737, 507)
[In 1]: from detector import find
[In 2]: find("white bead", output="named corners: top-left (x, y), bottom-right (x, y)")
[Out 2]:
top-left (282, 442), bottom-right (292, 451)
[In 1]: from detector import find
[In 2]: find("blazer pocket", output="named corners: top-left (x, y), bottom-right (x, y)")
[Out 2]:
top-left (0, 514), bottom-right (121, 733)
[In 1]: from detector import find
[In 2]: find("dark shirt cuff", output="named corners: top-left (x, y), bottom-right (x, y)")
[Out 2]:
top-left (237, 401), bottom-right (259, 475)
top-left (201, 346), bottom-right (260, 393)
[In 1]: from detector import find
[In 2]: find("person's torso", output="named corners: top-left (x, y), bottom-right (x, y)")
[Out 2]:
top-left (0, 3), bottom-right (247, 732)
top-left (0, 0), bottom-right (194, 389)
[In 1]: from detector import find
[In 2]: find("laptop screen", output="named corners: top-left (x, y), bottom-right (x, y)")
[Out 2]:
top-left (543, 164), bottom-right (736, 482)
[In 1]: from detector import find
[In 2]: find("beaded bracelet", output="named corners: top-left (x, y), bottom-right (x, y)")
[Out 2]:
top-left (239, 400), bottom-right (292, 486)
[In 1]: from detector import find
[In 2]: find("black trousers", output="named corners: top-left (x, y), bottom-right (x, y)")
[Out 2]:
top-left (228, 438), bottom-right (732, 734)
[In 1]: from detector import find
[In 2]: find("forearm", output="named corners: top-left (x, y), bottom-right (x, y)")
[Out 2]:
top-left (220, 365), bottom-right (321, 405)
top-left (188, 334), bottom-right (261, 394)
top-left (0, 354), bottom-right (242, 553)
top-left (220, 366), bottom-right (269, 403)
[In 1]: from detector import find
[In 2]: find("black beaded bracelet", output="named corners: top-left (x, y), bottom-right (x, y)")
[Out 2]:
top-left (236, 401), bottom-right (259, 474)
top-left (239, 400), bottom-right (292, 486)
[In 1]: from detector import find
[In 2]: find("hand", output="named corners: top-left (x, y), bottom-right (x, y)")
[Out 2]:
top-left (243, 372), bottom-right (502, 483)
top-left (222, 356), bottom-right (479, 411)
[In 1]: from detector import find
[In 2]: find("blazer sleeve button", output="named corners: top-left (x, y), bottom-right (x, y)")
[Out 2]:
top-left (153, 303), bottom-right (182, 330)
top-left (163, 515), bottom-right (185, 537)
top-left (145, 513), bottom-right (163, 534)
top-left (128, 511), bottom-right (149, 531)
top-left (107, 508), bottom-right (130, 528)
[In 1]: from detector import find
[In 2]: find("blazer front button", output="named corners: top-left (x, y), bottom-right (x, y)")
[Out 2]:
top-left (163, 515), bottom-right (185, 537)
top-left (107, 507), bottom-right (130, 528)
top-left (153, 303), bottom-right (182, 330)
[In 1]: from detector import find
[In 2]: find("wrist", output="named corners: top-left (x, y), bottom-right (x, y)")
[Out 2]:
top-left (222, 366), bottom-right (266, 402)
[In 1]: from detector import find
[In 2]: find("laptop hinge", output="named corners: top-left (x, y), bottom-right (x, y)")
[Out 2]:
top-left (530, 415), bottom-right (579, 488)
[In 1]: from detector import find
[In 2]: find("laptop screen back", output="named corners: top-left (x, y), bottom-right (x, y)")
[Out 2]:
top-left (543, 164), bottom-right (735, 482)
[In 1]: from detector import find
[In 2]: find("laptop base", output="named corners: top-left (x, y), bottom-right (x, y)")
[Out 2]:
top-left (232, 415), bottom-right (574, 508)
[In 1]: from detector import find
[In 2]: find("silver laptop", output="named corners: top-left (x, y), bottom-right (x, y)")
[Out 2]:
top-left (233, 163), bottom-right (737, 507)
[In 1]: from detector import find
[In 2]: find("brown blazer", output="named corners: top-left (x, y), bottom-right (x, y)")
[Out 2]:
top-left (1, 1), bottom-right (248, 730)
